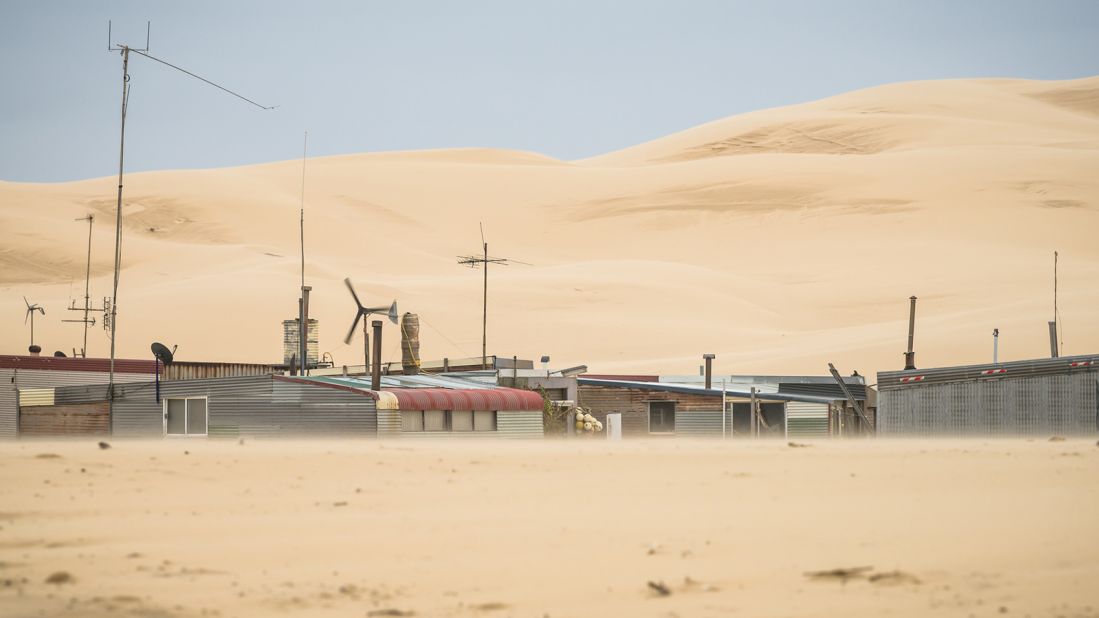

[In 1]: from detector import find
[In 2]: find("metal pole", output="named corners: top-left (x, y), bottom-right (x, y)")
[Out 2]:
top-left (904, 295), bottom-right (917, 370)
top-left (371, 320), bottom-right (383, 390)
top-left (482, 241), bottom-right (488, 369)
top-left (82, 215), bottom-right (93, 356)
top-left (993, 328), bottom-right (999, 364)
top-left (108, 46), bottom-right (130, 412)
top-left (1048, 321), bottom-right (1059, 358)
top-left (750, 387), bottom-right (758, 438)
top-left (721, 378), bottom-right (726, 439)
top-left (301, 286), bottom-right (311, 375)
top-left (363, 317), bottom-right (370, 375)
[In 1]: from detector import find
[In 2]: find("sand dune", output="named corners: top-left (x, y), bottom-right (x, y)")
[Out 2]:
top-left (1, 77), bottom-right (1097, 375)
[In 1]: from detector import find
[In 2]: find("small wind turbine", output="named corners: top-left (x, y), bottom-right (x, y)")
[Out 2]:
top-left (343, 278), bottom-right (398, 373)
top-left (24, 297), bottom-right (45, 351)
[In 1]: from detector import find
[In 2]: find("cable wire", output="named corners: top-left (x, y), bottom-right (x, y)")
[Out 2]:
top-left (130, 49), bottom-right (275, 110)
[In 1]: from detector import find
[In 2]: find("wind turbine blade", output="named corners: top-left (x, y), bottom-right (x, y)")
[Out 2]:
top-left (39, 307), bottom-right (45, 316)
top-left (344, 277), bottom-right (364, 310)
top-left (344, 311), bottom-right (363, 345)
top-left (387, 301), bottom-right (399, 325)
top-left (23, 296), bottom-right (30, 309)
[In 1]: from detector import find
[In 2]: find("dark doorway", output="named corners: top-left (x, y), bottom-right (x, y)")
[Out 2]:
top-left (649, 401), bottom-right (676, 433)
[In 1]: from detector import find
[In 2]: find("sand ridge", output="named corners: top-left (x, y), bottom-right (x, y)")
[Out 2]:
top-left (1, 76), bottom-right (1097, 376)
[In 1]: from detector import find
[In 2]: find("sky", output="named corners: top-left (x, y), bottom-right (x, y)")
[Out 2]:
top-left (1, 0), bottom-right (1098, 182)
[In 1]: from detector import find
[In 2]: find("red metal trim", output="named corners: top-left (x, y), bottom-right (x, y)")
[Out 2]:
top-left (0, 355), bottom-right (157, 374)
top-left (1069, 360), bottom-right (1093, 368)
top-left (899, 375), bottom-right (925, 383)
top-left (980, 368), bottom-right (1007, 376)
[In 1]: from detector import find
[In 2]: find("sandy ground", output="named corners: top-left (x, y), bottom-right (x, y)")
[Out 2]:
top-left (1, 438), bottom-right (1097, 617)
top-left (2, 76), bottom-right (1098, 377)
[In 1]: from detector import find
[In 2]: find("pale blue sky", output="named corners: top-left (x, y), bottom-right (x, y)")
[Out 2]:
top-left (2, 0), bottom-right (1097, 182)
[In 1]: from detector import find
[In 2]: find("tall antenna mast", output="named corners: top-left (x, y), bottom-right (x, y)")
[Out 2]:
top-left (299, 131), bottom-right (309, 375)
top-left (64, 215), bottom-right (105, 356)
top-left (104, 20), bottom-right (274, 406)
top-left (456, 223), bottom-right (529, 369)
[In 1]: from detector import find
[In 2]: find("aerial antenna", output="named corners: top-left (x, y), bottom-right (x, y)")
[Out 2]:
top-left (342, 278), bottom-right (398, 373)
top-left (23, 297), bottom-right (46, 352)
top-left (456, 223), bottom-right (530, 369)
top-left (298, 131), bottom-right (308, 374)
top-left (103, 20), bottom-right (274, 408)
top-left (63, 215), bottom-right (105, 357)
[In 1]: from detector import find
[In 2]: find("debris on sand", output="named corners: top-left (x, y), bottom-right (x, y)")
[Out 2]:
top-left (868, 570), bottom-right (921, 586)
top-left (367, 610), bottom-right (414, 617)
top-left (333, 501), bottom-right (348, 507)
top-left (788, 442), bottom-right (811, 448)
top-left (1049, 436), bottom-right (1067, 442)
top-left (35, 453), bottom-right (62, 459)
top-left (647, 580), bottom-right (672, 596)
top-left (45, 571), bottom-right (75, 584)
top-left (98, 441), bottom-right (111, 450)
top-left (804, 566), bottom-right (873, 583)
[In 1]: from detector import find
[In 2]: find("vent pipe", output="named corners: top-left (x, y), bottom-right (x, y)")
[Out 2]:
top-left (1048, 321), bottom-right (1059, 358)
top-left (400, 313), bottom-right (420, 375)
top-left (300, 286), bottom-right (312, 375)
top-left (992, 328), bottom-right (999, 364)
top-left (371, 320), bottom-right (383, 390)
top-left (904, 296), bottom-right (917, 370)
top-left (702, 353), bottom-right (715, 390)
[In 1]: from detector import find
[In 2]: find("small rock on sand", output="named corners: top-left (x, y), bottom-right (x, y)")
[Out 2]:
top-left (45, 571), bottom-right (74, 584)
top-left (788, 442), bottom-right (811, 448)
top-left (647, 580), bottom-right (672, 596)
top-left (367, 609), bottom-right (414, 617)
top-left (1049, 436), bottom-right (1066, 442)
top-left (35, 453), bottom-right (62, 459)
top-left (98, 441), bottom-right (111, 450)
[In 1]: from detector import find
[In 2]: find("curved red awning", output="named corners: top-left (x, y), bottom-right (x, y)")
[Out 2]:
top-left (384, 387), bottom-right (543, 411)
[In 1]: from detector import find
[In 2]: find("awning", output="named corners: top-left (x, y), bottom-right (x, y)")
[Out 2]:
top-left (383, 387), bottom-right (543, 412)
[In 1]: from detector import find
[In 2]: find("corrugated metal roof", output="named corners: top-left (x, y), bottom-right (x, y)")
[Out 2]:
top-left (0, 355), bottom-right (157, 374)
top-left (277, 376), bottom-right (544, 411)
top-left (578, 378), bottom-right (842, 404)
top-left (877, 353), bottom-right (1098, 389)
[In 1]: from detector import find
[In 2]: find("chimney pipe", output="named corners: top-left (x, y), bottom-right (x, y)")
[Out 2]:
top-left (28, 345), bottom-right (41, 357)
top-left (904, 296), bottom-right (917, 370)
top-left (702, 354), bottom-right (715, 390)
top-left (371, 320), bottom-right (383, 390)
top-left (300, 286), bottom-right (312, 374)
top-left (992, 328), bottom-right (999, 364)
top-left (1048, 321), bottom-right (1059, 358)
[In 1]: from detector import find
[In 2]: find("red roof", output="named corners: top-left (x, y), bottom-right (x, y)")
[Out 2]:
top-left (383, 387), bottom-right (543, 412)
top-left (581, 373), bottom-right (660, 382)
top-left (0, 355), bottom-right (157, 374)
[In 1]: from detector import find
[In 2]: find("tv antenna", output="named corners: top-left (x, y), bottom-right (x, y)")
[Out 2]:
top-left (63, 214), bottom-right (106, 357)
top-left (103, 20), bottom-right (274, 404)
top-left (456, 223), bottom-right (530, 369)
top-left (24, 297), bottom-right (46, 352)
top-left (342, 278), bottom-right (398, 374)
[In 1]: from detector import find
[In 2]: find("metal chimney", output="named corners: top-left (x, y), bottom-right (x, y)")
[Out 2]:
top-left (400, 313), bottom-right (420, 375)
top-left (1048, 321), bottom-right (1059, 358)
top-left (992, 328), bottom-right (999, 364)
top-left (371, 320), bottom-right (383, 390)
top-left (904, 296), bottom-right (917, 370)
top-left (702, 353), bottom-right (715, 390)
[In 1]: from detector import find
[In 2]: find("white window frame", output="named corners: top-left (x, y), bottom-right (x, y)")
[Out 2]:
top-left (162, 396), bottom-right (209, 437)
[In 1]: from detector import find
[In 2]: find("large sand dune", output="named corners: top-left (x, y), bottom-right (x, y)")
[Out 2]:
top-left (2, 77), bottom-right (1098, 375)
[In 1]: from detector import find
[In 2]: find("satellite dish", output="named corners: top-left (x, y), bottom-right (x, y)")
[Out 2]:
top-left (151, 342), bottom-right (175, 365)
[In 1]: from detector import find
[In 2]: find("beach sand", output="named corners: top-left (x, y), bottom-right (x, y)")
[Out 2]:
top-left (1, 438), bottom-right (1096, 617)
top-left (2, 76), bottom-right (1098, 377)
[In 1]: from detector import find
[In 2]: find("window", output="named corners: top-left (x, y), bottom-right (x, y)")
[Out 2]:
top-left (451, 410), bottom-right (473, 432)
top-left (649, 401), bottom-right (676, 433)
top-left (400, 410), bottom-right (498, 433)
top-left (164, 397), bottom-right (208, 436)
top-left (402, 411), bottom-right (424, 432)
top-left (473, 410), bottom-right (497, 432)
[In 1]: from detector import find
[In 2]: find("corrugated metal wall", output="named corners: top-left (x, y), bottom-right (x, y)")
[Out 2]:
top-left (879, 370), bottom-right (1099, 436)
top-left (497, 410), bottom-right (543, 438)
top-left (674, 410), bottom-right (725, 436)
top-left (51, 375), bottom-right (378, 439)
top-left (786, 402), bottom-right (829, 438)
top-left (579, 385), bottom-right (729, 437)
top-left (1, 368), bottom-right (150, 440)
top-left (19, 402), bottom-right (109, 436)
